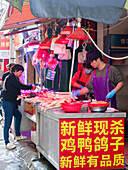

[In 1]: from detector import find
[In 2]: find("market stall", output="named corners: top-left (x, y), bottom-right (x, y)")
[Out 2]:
top-left (19, 91), bottom-right (126, 170)
top-left (18, 98), bottom-right (39, 144)
top-left (3, 6), bottom-right (126, 169)
top-left (23, 100), bottom-right (38, 144)
top-left (36, 104), bottom-right (126, 170)
top-left (19, 91), bottom-right (71, 145)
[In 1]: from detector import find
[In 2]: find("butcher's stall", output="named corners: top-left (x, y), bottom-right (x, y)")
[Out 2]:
top-left (19, 99), bottom-right (39, 144)
top-left (36, 107), bottom-right (126, 170)
top-left (19, 91), bottom-right (70, 144)
top-left (19, 91), bottom-right (126, 170)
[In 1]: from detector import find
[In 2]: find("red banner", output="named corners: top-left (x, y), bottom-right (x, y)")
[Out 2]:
top-left (31, 121), bottom-right (36, 131)
top-left (24, 102), bottom-right (36, 116)
top-left (0, 32), bottom-right (10, 50)
top-left (59, 118), bottom-right (124, 169)
top-left (14, 34), bottom-right (21, 50)
top-left (0, 32), bottom-right (10, 59)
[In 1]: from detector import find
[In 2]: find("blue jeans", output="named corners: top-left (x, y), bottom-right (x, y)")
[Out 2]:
top-left (2, 101), bottom-right (22, 145)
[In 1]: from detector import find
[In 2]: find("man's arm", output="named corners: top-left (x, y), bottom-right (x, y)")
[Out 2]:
top-left (113, 82), bottom-right (124, 93)
top-left (106, 82), bottom-right (124, 99)
top-left (72, 86), bottom-right (90, 99)
top-left (80, 86), bottom-right (90, 95)
top-left (71, 72), bottom-right (83, 88)
top-left (106, 65), bottom-right (124, 100)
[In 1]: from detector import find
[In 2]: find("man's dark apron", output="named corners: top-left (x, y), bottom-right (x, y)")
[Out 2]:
top-left (93, 65), bottom-right (117, 108)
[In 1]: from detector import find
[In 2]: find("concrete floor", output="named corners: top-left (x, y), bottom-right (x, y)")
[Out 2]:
top-left (0, 118), bottom-right (56, 170)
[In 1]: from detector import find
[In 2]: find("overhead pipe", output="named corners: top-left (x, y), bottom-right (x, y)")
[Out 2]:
top-left (4, 18), bottom-right (75, 37)
top-left (4, 26), bottom-right (39, 36)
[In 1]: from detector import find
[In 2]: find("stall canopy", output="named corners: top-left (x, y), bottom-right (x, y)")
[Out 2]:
top-left (5, 0), bottom-right (127, 24)
top-left (29, 0), bottom-right (127, 25)
top-left (29, 0), bottom-right (127, 24)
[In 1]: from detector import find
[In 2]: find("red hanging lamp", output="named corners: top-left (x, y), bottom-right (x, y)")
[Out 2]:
top-left (84, 35), bottom-right (90, 40)
top-left (43, 35), bottom-right (57, 48)
top-left (40, 30), bottom-right (49, 44)
top-left (35, 36), bottom-right (50, 61)
top-left (60, 21), bottom-right (72, 35)
top-left (39, 35), bottom-right (57, 49)
top-left (28, 38), bottom-right (39, 46)
top-left (41, 37), bottom-right (49, 44)
top-left (67, 27), bottom-right (88, 40)
top-left (55, 34), bottom-right (69, 44)
top-left (66, 18), bottom-right (90, 41)
top-left (24, 38), bottom-right (40, 48)
top-left (39, 37), bottom-right (49, 49)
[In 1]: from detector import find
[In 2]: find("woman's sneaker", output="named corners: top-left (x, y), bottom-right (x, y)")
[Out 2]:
top-left (5, 143), bottom-right (16, 150)
top-left (15, 135), bottom-right (27, 141)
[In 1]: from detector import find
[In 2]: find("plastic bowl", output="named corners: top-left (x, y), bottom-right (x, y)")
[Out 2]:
top-left (88, 103), bottom-right (109, 107)
top-left (61, 102), bottom-right (83, 113)
top-left (88, 103), bottom-right (109, 112)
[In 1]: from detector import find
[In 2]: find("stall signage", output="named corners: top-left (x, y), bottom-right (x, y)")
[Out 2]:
top-left (59, 118), bottom-right (124, 169)
top-left (14, 34), bottom-right (23, 50)
top-left (110, 34), bottom-right (128, 49)
top-left (24, 102), bottom-right (36, 115)
top-left (0, 32), bottom-right (10, 59)
top-left (46, 69), bottom-right (56, 80)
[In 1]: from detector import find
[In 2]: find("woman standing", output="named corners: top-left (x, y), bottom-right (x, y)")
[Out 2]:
top-left (2, 64), bottom-right (36, 149)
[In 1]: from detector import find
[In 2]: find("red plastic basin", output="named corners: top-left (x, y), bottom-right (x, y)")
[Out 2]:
top-left (88, 103), bottom-right (109, 107)
top-left (61, 102), bottom-right (83, 113)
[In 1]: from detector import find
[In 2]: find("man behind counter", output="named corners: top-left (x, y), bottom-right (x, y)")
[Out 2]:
top-left (72, 49), bottom-right (124, 108)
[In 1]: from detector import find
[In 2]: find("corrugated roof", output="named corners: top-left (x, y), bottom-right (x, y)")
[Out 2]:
top-left (6, 5), bottom-right (37, 25)
top-left (1, 4), bottom-right (44, 31)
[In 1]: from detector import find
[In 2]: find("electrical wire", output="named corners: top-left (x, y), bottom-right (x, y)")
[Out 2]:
top-left (119, 15), bottom-right (128, 21)
top-left (82, 28), bottom-right (128, 60)
top-left (82, 18), bottom-right (126, 32)
top-left (80, 13), bottom-right (128, 33)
